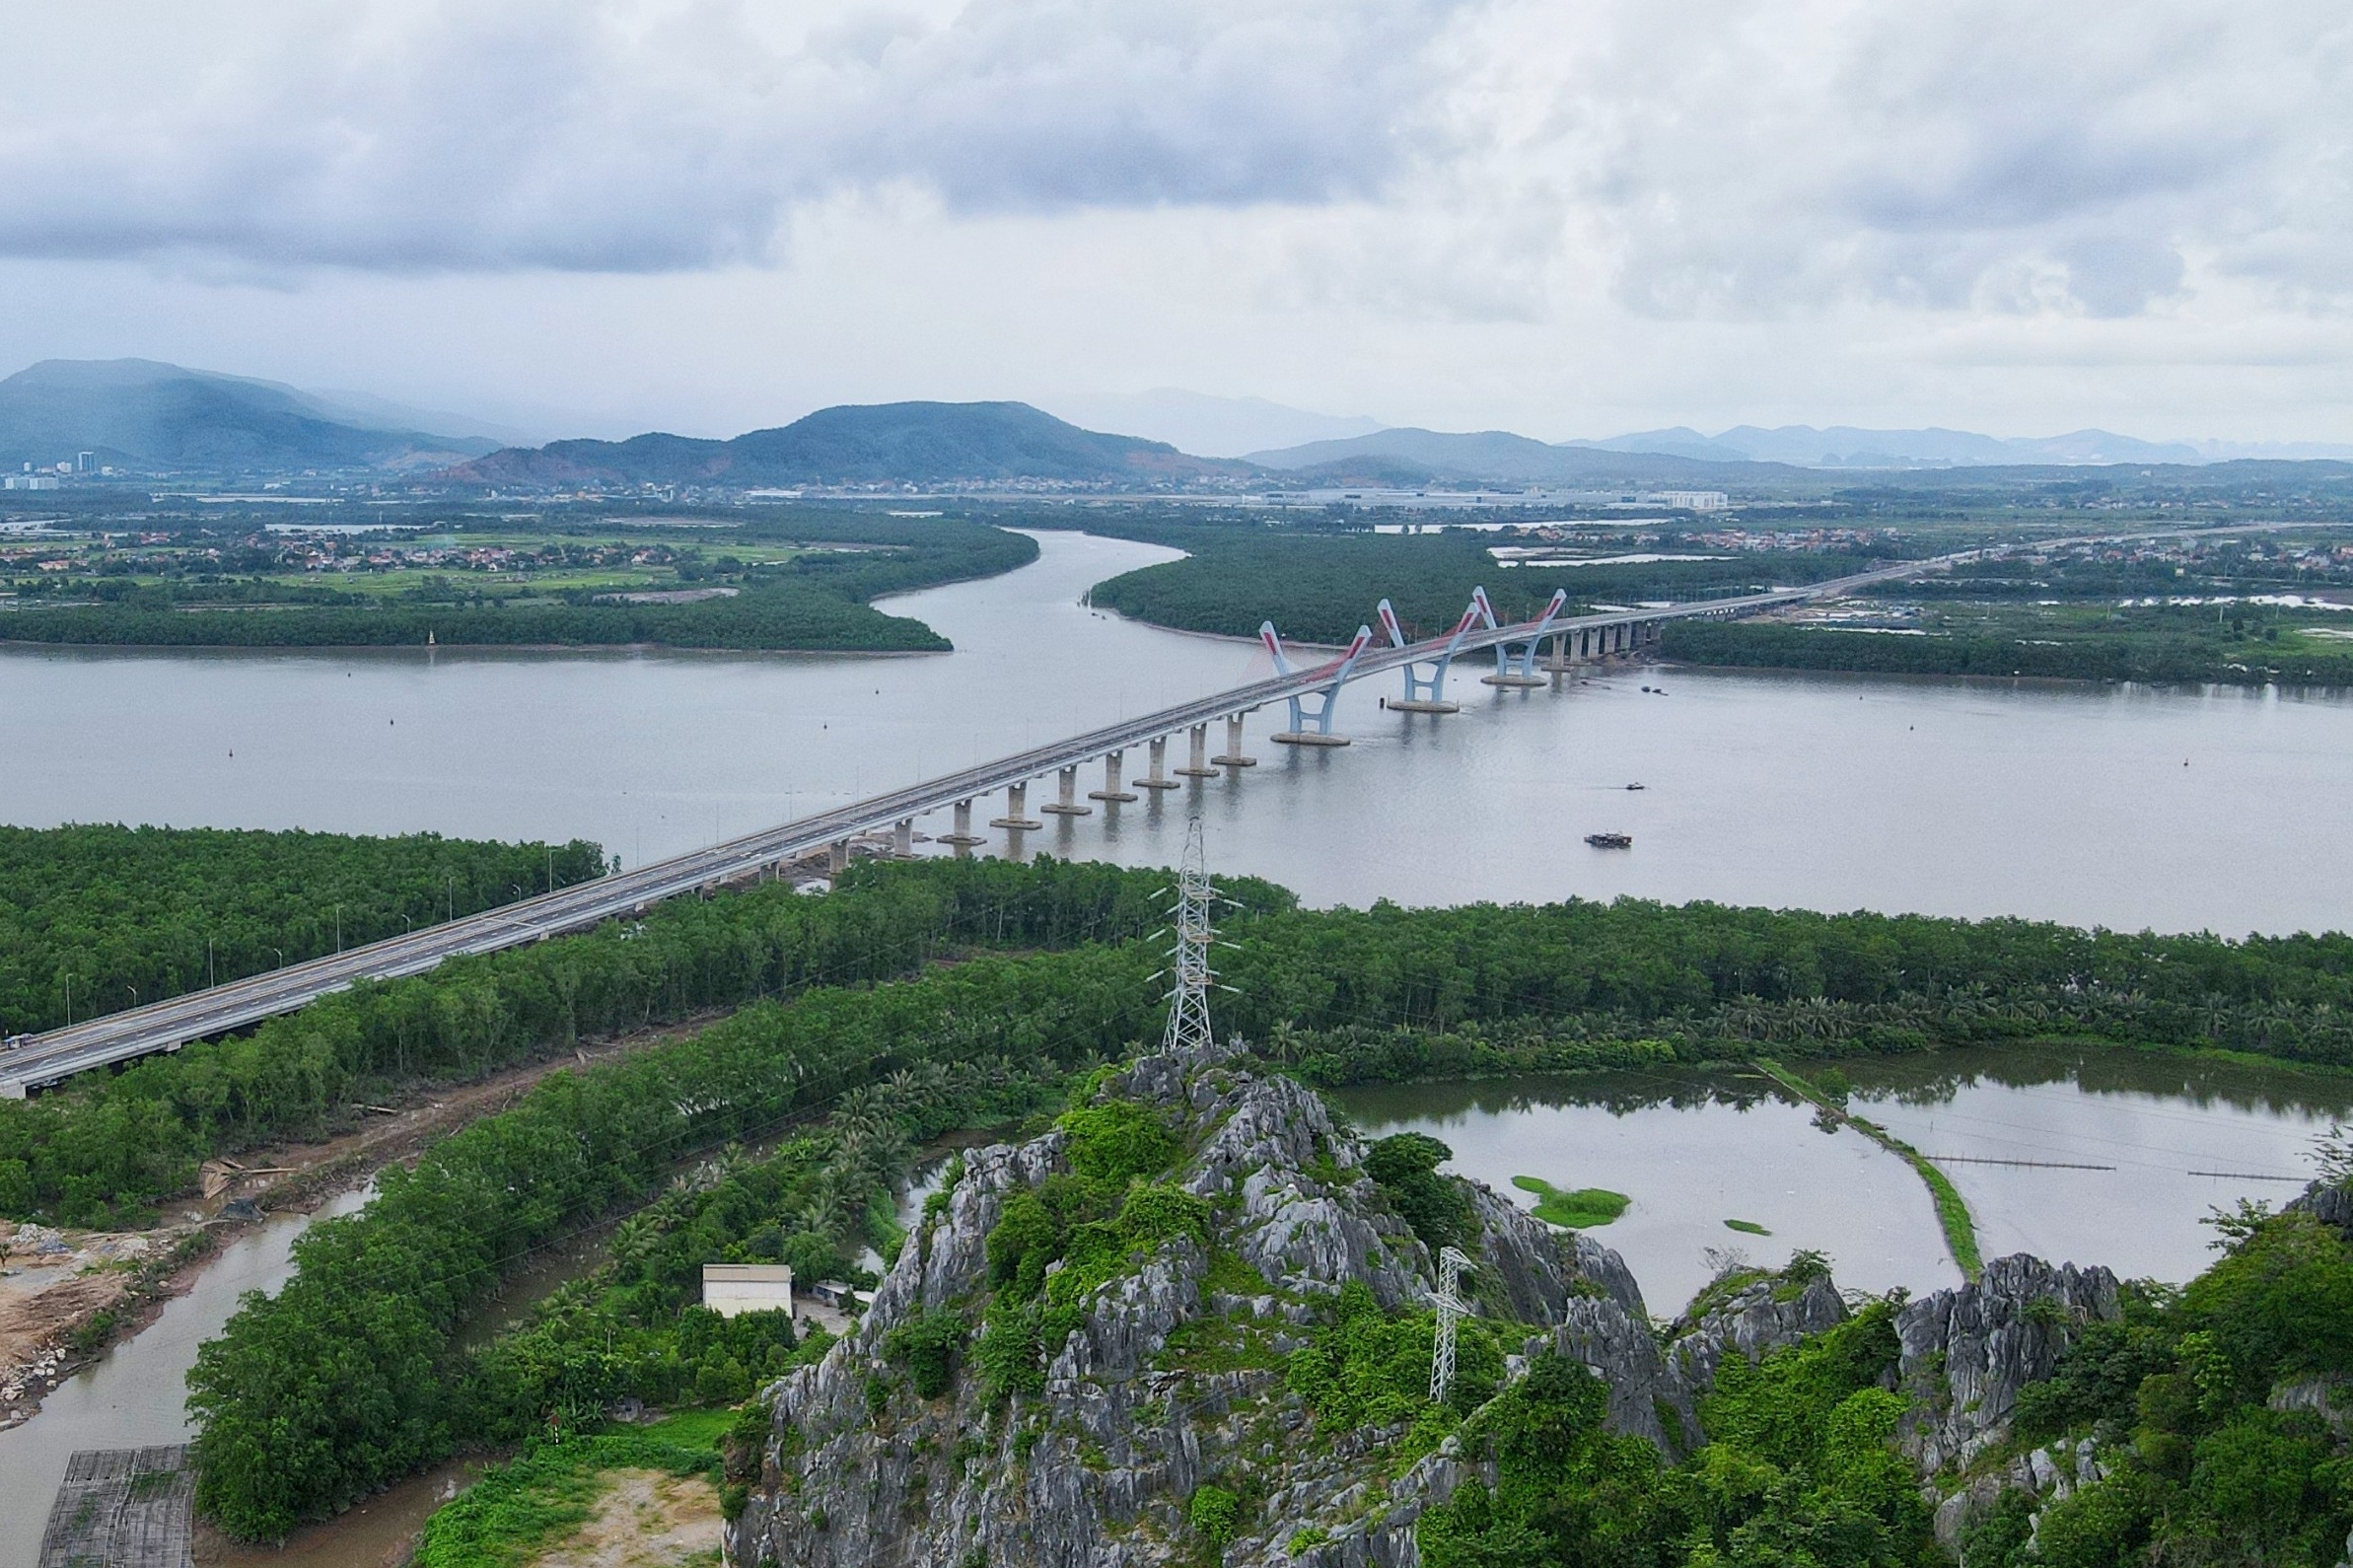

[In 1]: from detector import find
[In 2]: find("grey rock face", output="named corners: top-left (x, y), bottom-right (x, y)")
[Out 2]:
top-left (1463, 1182), bottom-right (1645, 1322)
top-left (727, 1052), bottom-right (1649, 1568)
top-left (1531, 1271), bottom-right (1849, 1457)
top-left (1896, 1253), bottom-right (2122, 1476)
top-left (2288, 1178), bottom-right (2353, 1239)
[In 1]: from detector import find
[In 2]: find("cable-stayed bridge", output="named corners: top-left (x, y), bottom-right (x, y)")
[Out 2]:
top-left (1, 553), bottom-right (1949, 1098)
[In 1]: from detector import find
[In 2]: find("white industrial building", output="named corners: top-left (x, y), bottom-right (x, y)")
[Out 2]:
top-left (701, 1263), bottom-right (794, 1318)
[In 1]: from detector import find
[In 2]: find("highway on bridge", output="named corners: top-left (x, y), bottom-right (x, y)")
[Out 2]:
top-left (0, 546), bottom-right (1975, 1097)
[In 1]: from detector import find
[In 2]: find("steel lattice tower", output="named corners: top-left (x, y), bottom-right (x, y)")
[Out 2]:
top-left (1430, 1245), bottom-right (1471, 1402)
top-left (1161, 819), bottom-right (1219, 1056)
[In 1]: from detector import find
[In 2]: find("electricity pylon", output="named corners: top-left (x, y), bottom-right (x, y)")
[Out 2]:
top-left (1161, 819), bottom-right (1218, 1056)
top-left (1430, 1245), bottom-right (1471, 1402)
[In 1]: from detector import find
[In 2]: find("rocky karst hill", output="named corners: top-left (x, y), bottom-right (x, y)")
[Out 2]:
top-left (722, 1044), bottom-right (2136, 1568)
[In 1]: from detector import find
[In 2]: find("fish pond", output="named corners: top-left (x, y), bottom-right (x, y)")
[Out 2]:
top-left (1331, 1040), bottom-right (2353, 1316)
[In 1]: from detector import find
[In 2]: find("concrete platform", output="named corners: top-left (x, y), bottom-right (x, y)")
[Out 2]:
top-left (1174, 766), bottom-right (1220, 778)
top-left (1087, 789), bottom-right (1139, 803)
top-left (1135, 777), bottom-right (1183, 790)
top-left (40, 1446), bottom-right (194, 1568)
top-left (1387, 699), bottom-right (1459, 713)
top-left (987, 816), bottom-right (1043, 830)
top-left (1038, 802), bottom-right (1093, 817)
top-left (1212, 754), bottom-right (1257, 767)
top-left (935, 832), bottom-right (985, 846)
top-left (1272, 732), bottom-right (1351, 747)
top-left (1480, 675), bottom-right (1548, 687)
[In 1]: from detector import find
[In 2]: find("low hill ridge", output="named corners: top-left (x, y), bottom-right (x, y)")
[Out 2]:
top-left (448, 400), bottom-right (1248, 489)
top-left (0, 358), bottom-right (499, 472)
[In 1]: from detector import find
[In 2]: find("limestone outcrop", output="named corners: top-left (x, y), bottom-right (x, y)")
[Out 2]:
top-left (725, 1043), bottom-right (2126, 1568)
top-left (725, 1048), bottom-right (1807, 1568)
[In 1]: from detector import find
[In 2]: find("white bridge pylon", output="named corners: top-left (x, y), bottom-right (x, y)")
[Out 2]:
top-left (1472, 586), bottom-right (1569, 688)
top-left (1378, 596), bottom-right (1482, 715)
top-left (1258, 620), bottom-right (1375, 747)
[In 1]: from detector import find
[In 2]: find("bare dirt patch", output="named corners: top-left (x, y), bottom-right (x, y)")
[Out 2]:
top-left (529, 1468), bottom-right (723, 1568)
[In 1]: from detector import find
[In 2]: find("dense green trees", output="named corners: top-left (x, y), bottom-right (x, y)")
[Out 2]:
top-left (0, 579), bottom-right (951, 651)
top-left (0, 823), bottom-right (604, 1037)
top-left (1972, 1204), bottom-right (2353, 1567)
top-left (0, 519), bottom-right (1035, 651)
top-left (1218, 895), bottom-right (2353, 1074)
top-left (1420, 1292), bottom-right (1929, 1567)
top-left (0, 856), bottom-right (1283, 1227)
top-left (1087, 530), bottom-right (1882, 644)
top-left (1663, 616), bottom-right (2353, 686)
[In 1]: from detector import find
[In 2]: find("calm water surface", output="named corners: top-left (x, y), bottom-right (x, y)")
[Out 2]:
top-left (8, 529), bottom-right (2353, 932)
top-left (1335, 1043), bottom-right (2353, 1317)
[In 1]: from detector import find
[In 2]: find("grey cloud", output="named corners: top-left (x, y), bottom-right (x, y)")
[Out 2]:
top-left (0, 0), bottom-right (2342, 331)
top-left (0, 0), bottom-right (1460, 272)
top-left (1505, 0), bottom-right (2351, 319)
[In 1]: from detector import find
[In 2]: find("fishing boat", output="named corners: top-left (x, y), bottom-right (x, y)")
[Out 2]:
top-left (1586, 831), bottom-right (1633, 849)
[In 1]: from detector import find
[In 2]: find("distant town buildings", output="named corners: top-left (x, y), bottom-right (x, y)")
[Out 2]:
top-left (1639, 490), bottom-right (1732, 512)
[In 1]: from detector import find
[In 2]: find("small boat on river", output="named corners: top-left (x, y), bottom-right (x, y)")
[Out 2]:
top-left (1586, 831), bottom-right (1633, 849)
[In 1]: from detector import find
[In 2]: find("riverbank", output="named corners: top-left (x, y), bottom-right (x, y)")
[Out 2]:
top-left (0, 1004), bottom-right (732, 1432)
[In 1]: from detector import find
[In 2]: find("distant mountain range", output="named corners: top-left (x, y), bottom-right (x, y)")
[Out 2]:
top-left (1243, 428), bottom-right (1781, 485)
top-left (3, 358), bottom-right (2346, 489)
top-left (1560, 425), bottom-right (2353, 467)
top-left (1245, 424), bottom-right (2353, 482)
top-left (0, 359), bottom-right (500, 473)
top-left (447, 401), bottom-right (1245, 489)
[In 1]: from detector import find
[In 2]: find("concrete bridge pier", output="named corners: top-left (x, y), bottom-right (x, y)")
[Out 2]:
top-left (1136, 736), bottom-right (1180, 790)
top-left (892, 819), bottom-right (914, 856)
top-left (1213, 712), bottom-right (1257, 767)
top-left (989, 782), bottom-right (1043, 830)
top-left (1040, 764), bottom-right (1094, 816)
top-left (1089, 750), bottom-right (1139, 803)
top-left (827, 839), bottom-right (850, 876)
top-left (938, 799), bottom-right (983, 848)
top-left (1176, 723), bottom-right (1219, 778)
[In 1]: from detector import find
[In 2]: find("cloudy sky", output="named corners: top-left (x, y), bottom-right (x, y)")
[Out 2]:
top-left (2, 0), bottom-right (2348, 445)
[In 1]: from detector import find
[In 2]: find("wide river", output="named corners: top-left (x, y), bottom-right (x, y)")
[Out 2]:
top-left (7, 527), bottom-right (2353, 1554)
top-left (9, 528), bottom-right (2353, 932)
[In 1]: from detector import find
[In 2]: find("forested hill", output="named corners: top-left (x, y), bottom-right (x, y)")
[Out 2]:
top-left (0, 359), bottom-right (498, 472)
top-left (449, 402), bottom-right (1249, 490)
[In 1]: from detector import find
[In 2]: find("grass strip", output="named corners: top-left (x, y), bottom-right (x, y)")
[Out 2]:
top-left (1755, 1059), bottom-right (1981, 1280)
top-left (1511, 1176), bottom-right (1630, 1229)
